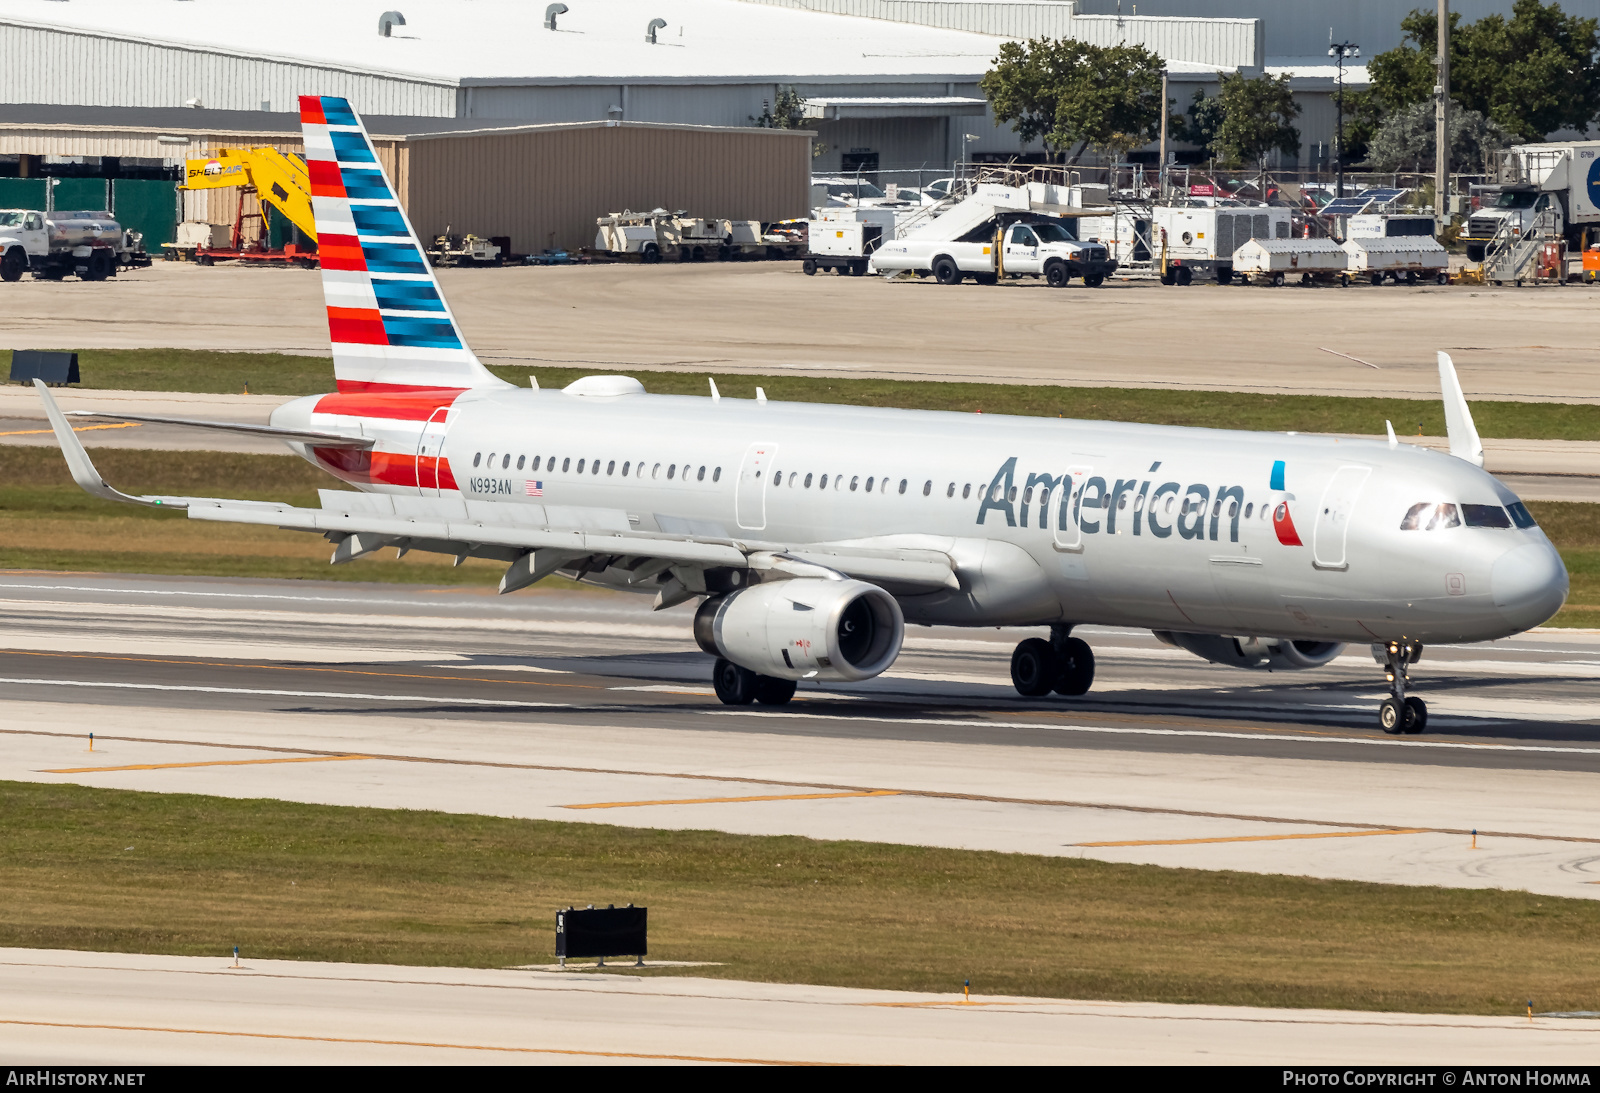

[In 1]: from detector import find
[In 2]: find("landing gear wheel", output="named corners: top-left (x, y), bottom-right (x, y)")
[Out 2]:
top-left (932, 257), bottom-right (963, 285)
top-left (1379, 697), bottom-right (1406, 734)
top-left (1053, 637), bottom-right (1095, 696)
top-left (1045, 261), bottom-right (1069, 288)
top-left (712, 657), bottom-right (758, 705)
top-left (1010, 638), bottom-right (1057, 698)
top-left (754, 675), bottom-right (797, 706)
top-left (1403, 696), bottom-right (1428, 734)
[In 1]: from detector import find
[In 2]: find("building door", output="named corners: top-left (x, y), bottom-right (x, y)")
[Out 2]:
top-left (735, 442), bottom-right (778, 530)
top-left (1312, 466), bottom-right (1371, 570)
top-left (416, 406), bottom-right (451, 496)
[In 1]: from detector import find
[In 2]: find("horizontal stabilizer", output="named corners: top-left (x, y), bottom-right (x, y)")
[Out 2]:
top-left (65, 410), bottom-right (374, 449)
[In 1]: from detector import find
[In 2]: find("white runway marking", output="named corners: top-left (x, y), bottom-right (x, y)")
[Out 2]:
top-left (0, 677), bottom-right (568, 708)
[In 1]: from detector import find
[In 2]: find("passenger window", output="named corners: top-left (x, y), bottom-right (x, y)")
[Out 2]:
top-left (962, 484), bottom-right (971, 499)
top-left (473, 452), bottom-right (482, 467)
top-left (819, 474), bottom-right (828, 489)
top-left (562, 457), bottom-right (570, 472)
top-left (1507, 501), bottom-right (1537, 529)
top-left (850, 476), bottom-right (859, 491)
top-left (774, 471), bottom-right (783, 486)
top-left (947, 483), bottom-right (955, 498)
top-left (1462, 503), bottom-right (1511, 528)
top-left (864, 476), bottom-right (874, 491)
top-left (653, 462), bottom-right (661, 479)
top-left (922, 480), bottom-right (931, 496)
top-left (668, 464), bottom-right (676, 479)
top-left (576, 458), bottom-right (585, 473)
top-left (1023, 487), bottom-right (1033, 504)
top-left (533, 456), bottom-right (542, 471)
top-left (622, 461), bottom-right (630, 475)
top-left (805, 473), bottom-right (814, 488)
top-left (593, 459), bottom-right (601, 475)
top-left (697, 466), bottom-right (706, 481)
top-left (899, 479), bottom-right (908, 495)
top-left (516, 455), bottom-right (525, 470)
top-left (713, 467), bottom-right (721, 482)
top-left (502, 454), bottom-right (511, 470)
top-left (1244, 502), bottom-right (1253, 518)
top-left (1228, 501), bottom-right (1238, 517)
top-left (488, 452), bottom-right (496, 466)
top-left (606, 460), bottom-right (615, 475)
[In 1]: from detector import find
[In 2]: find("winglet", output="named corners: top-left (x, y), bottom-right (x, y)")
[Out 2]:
top-left (33, 380), bottom-right (183, 509)
top-left (1437, 352), bottom-right (1484, 467)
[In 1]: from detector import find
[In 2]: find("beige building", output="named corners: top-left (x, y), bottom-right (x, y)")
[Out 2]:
top-left (0, 105), bottom-right (812, 253)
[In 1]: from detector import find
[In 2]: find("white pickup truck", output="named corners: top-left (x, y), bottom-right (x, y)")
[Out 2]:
top-left (0, 209), bottom-right (148, 283)
top-left (868, 183), bottom-right (1117, 286)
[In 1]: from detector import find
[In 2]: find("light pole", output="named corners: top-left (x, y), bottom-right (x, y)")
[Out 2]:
top-left (1328, 38), bottom-right (1360, 198)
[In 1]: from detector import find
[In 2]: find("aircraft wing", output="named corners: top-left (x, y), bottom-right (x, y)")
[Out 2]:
top-left (63, 410), bottom-right (374, 449)
top-left (37, 381), bottom-right (957, 602)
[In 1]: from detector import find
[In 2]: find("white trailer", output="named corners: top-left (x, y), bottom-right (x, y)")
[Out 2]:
top-left (803, 206), bottom-right (899, 275)
top-left (1463, 141), bottom-right (1600, 264)
top-left (1341, 237), bottom-right (1450, 285)
top-left (868, 182), bottom-right (1117, 287)
top-left (1232, 238), bottom-right (1349, 286)
top-left (1152, 205), bottom-right (1295, 285)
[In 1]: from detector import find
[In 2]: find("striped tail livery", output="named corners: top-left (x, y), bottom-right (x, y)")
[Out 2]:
top-left (298, 94), bottom-right (506, 394)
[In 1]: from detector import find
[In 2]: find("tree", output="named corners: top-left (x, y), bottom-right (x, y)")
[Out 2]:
top-left (1368, 0), bottom-right (1600, 141)
top-left (982, 38), bottom-right (1166, 163)
top-left (751, 86), bottom-right (826, 158)
top-left (1174, 89), bottom-right (1226, 155)
top-left (1212, 72), bottom-right (1301, 170)
top-left (1367, 99), bottom-right (1514, 172)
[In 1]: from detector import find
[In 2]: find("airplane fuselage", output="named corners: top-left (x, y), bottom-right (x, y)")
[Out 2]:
top-left (273, 384), bottom-right (1568, 646)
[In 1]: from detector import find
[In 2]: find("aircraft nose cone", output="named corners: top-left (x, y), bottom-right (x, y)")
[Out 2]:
top-left (1491, 541), bottom-right (1568, 631)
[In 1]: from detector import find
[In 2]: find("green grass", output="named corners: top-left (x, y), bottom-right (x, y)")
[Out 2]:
top-left (1, 780), bottom-right (1595, 1014)
top-left (34, 348), bottom-right (1600, 441)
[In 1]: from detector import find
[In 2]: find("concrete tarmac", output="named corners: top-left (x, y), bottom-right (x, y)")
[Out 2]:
top-left (4, 261), bottom-right (1600, 401)
top-left (7, 948), bottom-right (1599, 1065)
top-left (6, 574), bottom-right (1600, 901)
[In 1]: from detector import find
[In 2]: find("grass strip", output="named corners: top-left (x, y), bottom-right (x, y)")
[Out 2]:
top-left (32, 348), bottom-right (1600, 440)
top-left (0, 448), bottom-right (1596, 619)
top-left (0, 780), bottom-right (1595, 1015)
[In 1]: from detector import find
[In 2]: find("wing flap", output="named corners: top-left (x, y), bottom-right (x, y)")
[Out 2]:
top-left (65, 411), bottom-right (374, 449)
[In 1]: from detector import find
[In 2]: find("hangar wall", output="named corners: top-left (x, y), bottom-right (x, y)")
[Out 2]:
top-left (397, 122), bottom-right (813, 253)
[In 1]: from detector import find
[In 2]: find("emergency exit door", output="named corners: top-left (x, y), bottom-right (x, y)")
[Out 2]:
top-left (735, 442), bottom-right (778, 530)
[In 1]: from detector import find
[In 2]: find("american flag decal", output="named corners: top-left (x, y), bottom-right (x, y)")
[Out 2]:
top-left (526, 480), bottom-right (543, 497)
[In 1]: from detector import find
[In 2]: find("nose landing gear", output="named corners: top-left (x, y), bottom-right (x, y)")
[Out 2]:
top-left (1010, 624), bottom-right (1095, 698)
top-left (1376, 639), bottom-right (1427, 734)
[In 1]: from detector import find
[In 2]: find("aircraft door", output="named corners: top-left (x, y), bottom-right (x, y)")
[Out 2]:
top-left (735, 441), bottom-right (778, 530)
top-left (1052, 465), bottom-right (1093, 552)
top-left (416, 406), bottom-right (450, 496)
top-left (1312, 465), bottom-right (1371, 570)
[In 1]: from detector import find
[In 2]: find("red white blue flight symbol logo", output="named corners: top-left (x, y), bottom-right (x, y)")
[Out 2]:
top-left (1270, 460), bottom-right (1303, 546)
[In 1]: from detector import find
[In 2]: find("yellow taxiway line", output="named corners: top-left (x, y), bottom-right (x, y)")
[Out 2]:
top-left (1075, 828), bottom-right (1429, 848)
top-left (0, 422), bottom-right (141, 436)
top-left (44, 754), bottom-right (373, 774)
top-left (564, 789), bottom-right (903, 810)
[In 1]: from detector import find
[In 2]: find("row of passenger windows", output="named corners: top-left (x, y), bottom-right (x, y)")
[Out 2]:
top-left (472, 451), bottom-right (722, 483)
top-left (1400, 501), bottom-right (1536, 530)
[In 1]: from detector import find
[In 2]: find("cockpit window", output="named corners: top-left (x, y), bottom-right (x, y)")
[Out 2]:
top-left (1462, 503), bottom-right (1512, 528)
top-left (1506, 501), bottom-right (1537, 529)
top-left (1400, 502), bottom-right (1460, 530)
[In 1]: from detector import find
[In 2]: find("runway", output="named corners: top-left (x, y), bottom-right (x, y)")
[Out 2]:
top-left (5, 573), bottom-right (1600, 901)
top-left (7, 948), bottom-right (1599, 1065)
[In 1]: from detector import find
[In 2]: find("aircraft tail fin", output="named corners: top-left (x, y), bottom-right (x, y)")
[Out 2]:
top-left (298, 95), bottom-right (508, 394)
top-left (1437, 351), bottom-right (1484, 468)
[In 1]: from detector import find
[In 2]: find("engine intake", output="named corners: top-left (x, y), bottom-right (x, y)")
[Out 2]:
top-left (694, 578), bottom-right (904, 682)
top-left (1153, 632), bottom-right (1345, 671)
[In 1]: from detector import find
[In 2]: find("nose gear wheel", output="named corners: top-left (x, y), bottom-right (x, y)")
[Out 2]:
top-left (1376, 640), bottom-right (1426, 734)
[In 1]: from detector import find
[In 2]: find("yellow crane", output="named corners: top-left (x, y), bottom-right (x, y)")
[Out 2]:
top-left (181, 147), bottom-right (317, 256)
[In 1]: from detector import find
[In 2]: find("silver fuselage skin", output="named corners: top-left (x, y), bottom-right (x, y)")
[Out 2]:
top-left (274, 387), bottom-right (1569, 645)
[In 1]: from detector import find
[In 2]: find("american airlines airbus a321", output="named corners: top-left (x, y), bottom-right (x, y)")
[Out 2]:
top-left (36, 95), bottom-right (1569, 734)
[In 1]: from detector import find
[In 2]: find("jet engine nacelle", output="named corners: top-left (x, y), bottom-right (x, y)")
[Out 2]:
top-left (694, 578), bottom-right (904, 682)
top-left (1153, 631), bottom-right (1345, 671)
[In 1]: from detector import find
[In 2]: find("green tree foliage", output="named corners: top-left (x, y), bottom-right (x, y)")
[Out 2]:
top-left (1174, 89), bottom-right (1226, 155)
top-left (982, 38), bottom-right (1166, 163)
top-left (1338, 89), bottom-right (1388, 165)
top-left (1212, 72), bottom-right (1302, 169)
top-left (1367, 99), bottom-right (1515, 172)
top-left (751, 86), bottom-right (826, 157)
top-left (1368, 0), bottom-right (1600, 141)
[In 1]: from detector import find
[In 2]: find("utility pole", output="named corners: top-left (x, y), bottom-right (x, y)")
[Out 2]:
top-left (1158, 69), bottom-right (1169, 199)
top-left (1329, 36), bottom-right (1361, 198)
top-left (1434, 0), bottom-right (1451, 228)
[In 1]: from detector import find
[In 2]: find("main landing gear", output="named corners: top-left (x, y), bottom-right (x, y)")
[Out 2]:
top-left (712, 657), bottom-right (797, 706)
top-left (1376, 639), bottom-right (1427, 734)
top-left (1010, 624), bottom-right (1095, 698)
